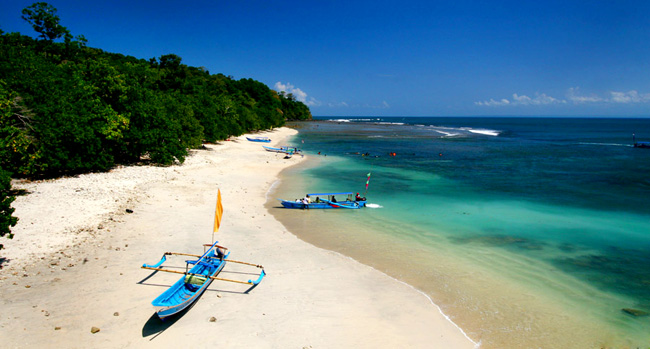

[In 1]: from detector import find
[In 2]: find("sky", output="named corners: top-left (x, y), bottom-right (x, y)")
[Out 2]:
top-left (2, 0), bottom-right (650, 117)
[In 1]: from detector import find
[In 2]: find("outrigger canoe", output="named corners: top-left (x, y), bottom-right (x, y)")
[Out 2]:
top-left (263, 145), bottom-right (301, 154)
top-left (246, 136), bottom-right (271, 143)
top-left (141, 189), bottom-right (265, 320)
top-left (279, 192), bottom-right (366, 209)
top-left (142, 241), bottom-right (265, 320)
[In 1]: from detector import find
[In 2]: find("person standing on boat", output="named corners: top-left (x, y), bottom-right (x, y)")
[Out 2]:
top-left (355, 193), bottom-right (362, 201)
top-left (216, 246), bottom-right (225, 260)
top-left (302, 195), bottom-right (310, 205)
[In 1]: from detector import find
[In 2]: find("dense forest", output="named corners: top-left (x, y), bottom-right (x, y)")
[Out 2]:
top-left (0, 2), bottom-right (312, 248)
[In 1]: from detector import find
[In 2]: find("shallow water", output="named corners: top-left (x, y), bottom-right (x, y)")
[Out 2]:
top-left (269, 117), bottom-right (650, 348)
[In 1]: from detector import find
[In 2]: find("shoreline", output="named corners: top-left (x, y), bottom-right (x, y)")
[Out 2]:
top-left (0, 127), bottom-right (475, 348)
top-left (270, 120), bottom-right (650, 348)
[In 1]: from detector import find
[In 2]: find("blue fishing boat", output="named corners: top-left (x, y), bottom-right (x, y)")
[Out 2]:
top-left (279, 192), bottom-right (367, 209)
top-left (246, 136), bottom-right (271, 143)
top-left (263, 145), bottom-right (302, 154)
top-left (141, 190), bottom-right (266, 320)
top-left (633, 134), bottom-right (650, 148)
top-left (142, 242), bottom-right (227, 319)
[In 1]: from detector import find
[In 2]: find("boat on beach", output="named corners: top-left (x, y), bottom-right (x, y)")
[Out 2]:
top-left (279, 192), bottom-right (367, 209)
top-left (141, 190), bottom-right (265, 320)
top-left (263, 145), bottom-right (302, 154)
top-left (143, 242), bottom-right (228, 319)
top-left (246, 136), bottom-right (271, 142)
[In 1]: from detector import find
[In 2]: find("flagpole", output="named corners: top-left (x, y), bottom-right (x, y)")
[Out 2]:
top-left (364, 172), bottom-right (371, 197)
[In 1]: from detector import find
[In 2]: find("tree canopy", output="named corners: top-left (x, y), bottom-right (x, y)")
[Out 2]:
top-left (21, 2), bottom-right (69, 42)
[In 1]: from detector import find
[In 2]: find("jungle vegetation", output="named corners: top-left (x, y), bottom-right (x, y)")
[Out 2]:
top-left (0, 2), bottom-right (312, 247)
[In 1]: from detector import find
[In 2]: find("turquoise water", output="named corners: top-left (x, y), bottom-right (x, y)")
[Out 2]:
top-left (274, 117), bottom-right (650, 348)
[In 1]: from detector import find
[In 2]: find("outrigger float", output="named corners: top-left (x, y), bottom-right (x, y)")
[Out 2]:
top-left (141, 190), bottom-right (265, 320)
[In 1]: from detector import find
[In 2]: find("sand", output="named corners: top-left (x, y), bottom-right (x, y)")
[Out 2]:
top-left (0, 127), bottom-right (476, 348)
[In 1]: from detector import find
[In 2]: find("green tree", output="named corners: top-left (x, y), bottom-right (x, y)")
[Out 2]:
top-left (21, 2), bottom-right (69, 42)
top-left (0, 168), bottom-right (17, 250)
top-left (0, 167), bottom-right (17, 250)
top-left (0, 84), bottom-right (19, 248)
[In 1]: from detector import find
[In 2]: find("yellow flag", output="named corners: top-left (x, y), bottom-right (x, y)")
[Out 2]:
top-left (213, 189), bottom-right (223, 234)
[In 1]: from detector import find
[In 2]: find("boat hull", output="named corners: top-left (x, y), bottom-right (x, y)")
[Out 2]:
top-left (279, 199), bottom-right (366, 209)
top-left (151, 250), bottom-right (227, 320)
top-left (246, 137), bottom-right (271, 143)
top-left (263, 146), bottom-right (301, 154)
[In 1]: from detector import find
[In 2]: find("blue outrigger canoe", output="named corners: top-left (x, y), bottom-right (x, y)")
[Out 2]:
top-left (279, 192), bottom-right (367, 209)
top-left (263, 145), bottom-right (302, 154)
top-left (142, 240), bottom-right (266, 320)
top-left (246, 136), bottom-right (271, 143)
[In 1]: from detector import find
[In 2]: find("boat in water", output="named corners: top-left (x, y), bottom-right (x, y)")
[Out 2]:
top-left (279, 192), bottom-right (367, 209)
top-left (246, 136), bottom-right (271, 143)
top-left (633, 134), bottom-right (650, 148)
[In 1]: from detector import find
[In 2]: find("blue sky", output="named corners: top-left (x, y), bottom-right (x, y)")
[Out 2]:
top-left (2, 0), bottom-right (650, 117)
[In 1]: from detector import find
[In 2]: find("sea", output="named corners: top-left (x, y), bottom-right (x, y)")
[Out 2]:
top-left (268, 117), bottom-right (650, 348)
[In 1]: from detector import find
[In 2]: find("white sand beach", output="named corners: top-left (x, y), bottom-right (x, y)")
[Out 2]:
top-left (0, 127), bottom-right (476, 348)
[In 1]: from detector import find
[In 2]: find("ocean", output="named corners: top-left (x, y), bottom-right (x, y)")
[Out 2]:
top-left (268, 117), bottom-right (650, 348)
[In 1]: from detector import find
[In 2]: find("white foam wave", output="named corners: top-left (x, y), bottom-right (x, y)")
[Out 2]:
top-left (467, 129), bottom-right (501, 136)
top-left (436, 131), bottom-right (460, 137)
top-left (326, 118), bottom-right (379, 123)
top-left (365, 203), bottom-right (383, 208)
top-left (376, 122), bottom-right (405, 125)
top-left (266, 179), bottom-right (282, 201)
top-left (578, 142), bottom-right (633, 147)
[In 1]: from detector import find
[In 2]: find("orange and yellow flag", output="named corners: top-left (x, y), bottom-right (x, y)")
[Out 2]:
top-left (213, 189), bottom-right (223, 234)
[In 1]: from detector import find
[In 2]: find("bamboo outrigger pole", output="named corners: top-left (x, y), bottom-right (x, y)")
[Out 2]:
top-left (165, 252), bottom-right (264, 268)
top-left (141, 266), bottom-right (263, 285)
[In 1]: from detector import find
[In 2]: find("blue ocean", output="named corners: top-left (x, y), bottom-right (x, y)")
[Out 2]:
top-left (271, 117), bottom-right (650, 348)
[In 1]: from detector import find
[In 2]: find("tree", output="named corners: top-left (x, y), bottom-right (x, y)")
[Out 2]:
top-left (0, 168), bottom-right (17, 250)
top-left (0, 84), bottom-right (19, 249)
top-left (21, 2), bottom-right (69, 42)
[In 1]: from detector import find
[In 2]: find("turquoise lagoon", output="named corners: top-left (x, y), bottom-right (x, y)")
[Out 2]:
top-left (269, 117), bottom-right (650, 348)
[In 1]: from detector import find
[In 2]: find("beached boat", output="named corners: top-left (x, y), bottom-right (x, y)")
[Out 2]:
top-left (279, 192), bottom-right (366, 209)
top-left (142, 242), bottom-right (227, 319)
top-left (141, 190), bottom-right (265, 320)
top-left (263, 145), bottom-right (302, 154)
top-left (246, 136), bottom-right (271, 143)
